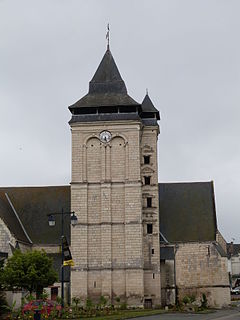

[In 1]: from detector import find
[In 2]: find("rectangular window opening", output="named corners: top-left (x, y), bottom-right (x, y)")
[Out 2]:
top-left (93, 281), bottom-right (96, 288)
top-left (152, 248), bottom-right (154, 255)
top-left (144, 155), bottom-right (150, 164)
top-left (144, 299), bottom-right (152, 309)
top-left (152, 273), bottom-right (155, 279)
top-left (147, 197), bottom-right (152, 207)
top-left (144, 176), bottom-right (151, 185)
top-left (147, 223), bottom-right (153, 234)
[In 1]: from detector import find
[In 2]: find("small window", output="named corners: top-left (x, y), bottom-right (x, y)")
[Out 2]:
top-left (144, 155), bottom-right (150, 164)
top-left (144, 298), bottom-right (152, 309)
top-left (152, 248), bottom-right (154, 255)
top-left (147, 224), bottom-right (153, 234)
top-left (147, 197), bottom-right (152, 207)
top-left (152, 273), bottom-right (155, 279)
top-left (144, 176), bottom-right (151, 185)
top-left (93, 281), bottom-right (96, 288)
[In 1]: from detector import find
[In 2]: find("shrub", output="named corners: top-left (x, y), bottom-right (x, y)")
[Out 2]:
top-left (189, 295), bottom-right (196, 303)
top-left (201, 293), bottom-right (208, 309)
top-left (85, 297), bottom-right (94, 311)
top-left (0, 291), bottom-right (8, 317)
top-left (182, 296), bottom-right (191, 305)
top-left (120, 302), bottom-right (127, 310)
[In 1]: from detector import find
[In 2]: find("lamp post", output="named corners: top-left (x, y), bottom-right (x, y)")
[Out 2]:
top-left (47, 209), bottom-right (77, 308)
top-left (174, 244), bottom-right (179, 306)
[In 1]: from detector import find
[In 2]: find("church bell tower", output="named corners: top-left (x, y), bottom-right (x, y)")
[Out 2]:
top-left (69, 46), bottom-right (161, 307)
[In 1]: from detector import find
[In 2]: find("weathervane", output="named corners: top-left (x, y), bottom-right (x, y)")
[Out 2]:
top-left (106, 23), bottom-right (110, 50)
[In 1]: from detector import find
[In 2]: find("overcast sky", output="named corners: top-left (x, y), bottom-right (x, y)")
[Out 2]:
top-left (0, 0), bottom-right (239, 242)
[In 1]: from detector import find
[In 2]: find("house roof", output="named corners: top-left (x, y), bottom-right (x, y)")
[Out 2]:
top-left (0, 186), bottom-right (70, 245)
top-left (159, 181), bottom-right (217, 243)
top-left (69, 49), bottom-right (139, 111)
top-left (0, 191), bottom-right (30, 244)
top-left (227, 243), bottom-right (240, 257)
top-left (1, 181), bottom-right (218, 246)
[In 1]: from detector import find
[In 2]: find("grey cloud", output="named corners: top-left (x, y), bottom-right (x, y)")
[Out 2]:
top-left (0, 0), bottom-right (239, 242)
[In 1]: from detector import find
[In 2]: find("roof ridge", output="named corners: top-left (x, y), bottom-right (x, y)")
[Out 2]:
top-left (5, 193), bottom-right (33, 244)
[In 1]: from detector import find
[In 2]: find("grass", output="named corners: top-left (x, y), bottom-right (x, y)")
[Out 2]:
top-left (62, 309), bottom-right (165, 320)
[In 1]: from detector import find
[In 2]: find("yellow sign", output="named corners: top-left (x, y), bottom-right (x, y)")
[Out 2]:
top-left (63, 259), bottom-right (74, 266)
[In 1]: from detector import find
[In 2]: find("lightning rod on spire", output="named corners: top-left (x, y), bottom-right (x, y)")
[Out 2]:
top-left (106, 23), bottom-right (110, 50)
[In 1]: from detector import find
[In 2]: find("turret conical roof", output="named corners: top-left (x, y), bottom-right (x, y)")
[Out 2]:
top-left (141, 93), bottom-right (160, 120)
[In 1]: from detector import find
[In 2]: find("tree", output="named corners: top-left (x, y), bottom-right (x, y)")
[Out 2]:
top-left (0, 259), bottom-right (8, 316)
top-left (1, 250), bottom-right (57, 298)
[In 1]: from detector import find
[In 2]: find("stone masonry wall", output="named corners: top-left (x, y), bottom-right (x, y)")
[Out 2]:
top-left (0, 218), bottom-right (15, 256)
top-left (176, 242), bottom-right (230, 307)
top-left (71, 120), bottom-right (145, 306)
top-left (141, 125), bottom-right (161, 306)
top-left (216, 230), bottom-right (227, 254)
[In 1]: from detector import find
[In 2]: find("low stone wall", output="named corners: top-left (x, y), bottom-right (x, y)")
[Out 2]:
top-left (176, 242), bottom-right (231, 308)
top-left (178, 287), bottom-right (230, 308)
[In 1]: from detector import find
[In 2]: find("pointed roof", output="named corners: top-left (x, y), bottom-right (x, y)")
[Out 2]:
top-left (89, 49), bottom-right (127, 94)
top-left (69, 49), bottom-right (139, 111)
top-left (142, 93), bottom-right (159, 113)
top-left (141, 93), bottom-right (160, 120)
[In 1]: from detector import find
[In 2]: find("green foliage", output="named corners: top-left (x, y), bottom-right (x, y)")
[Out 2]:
top-left (0, 259), bottom-right (8, 316)
top-left (5, 298), bottom-right (166, 320)
top-left (86, 297), bottom-right (94, 311)
top-left (120, 302), bottom-right (127, 310)
top-left (24, 293), bottom-right (35, 303)
top-left (56, 295), bottom-right (62, 305)
top-left (182, 295), bottom-right (191, 305)
top-left (182, 294), bottom-right (196, 305)
top-left (1, 250), bottom-right (57, 297)
top-left (99, 295), bottom-right (108, 308)
top-left (0, 292), bottom-right (8, 317)
top-left (39, 289), bottom-right (49, 300)
top-left (72, 296), bottom-right (81, 307)
top-left (201, 293), bottom-right (208, 309)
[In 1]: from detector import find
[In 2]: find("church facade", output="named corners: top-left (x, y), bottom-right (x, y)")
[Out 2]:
top-left (69, 48), bottom-right (161, 307)
top-left (0, 45), bottom-right (231, 309)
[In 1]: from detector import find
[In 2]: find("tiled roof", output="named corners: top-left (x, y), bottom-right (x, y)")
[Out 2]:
top-left (159, 181), bottom-right (217, 243)
top-left (0, 191), bottom-right (31, 244)
top-left (0, 186), bottom-right (70, 245)
top-left (1, 182), bottom-right (218, 246)
top-left (69, 49), bottom-right (139, 111)
top-left (227, 243), bottom-right (240, 257)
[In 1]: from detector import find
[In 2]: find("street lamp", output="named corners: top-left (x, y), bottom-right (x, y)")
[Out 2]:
top-left (47, 209), bottom-right (77, 307)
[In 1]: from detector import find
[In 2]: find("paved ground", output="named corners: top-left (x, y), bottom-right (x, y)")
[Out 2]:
top-left (128, 302), bottom-right (240, 320)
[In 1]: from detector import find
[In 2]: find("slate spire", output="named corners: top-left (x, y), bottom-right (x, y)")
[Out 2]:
top-left (69, 49), bottom-right (139, 111)
top-left (141, 93), bottom-right (160, 120)
top-left (89, 49), bottom-right (127, 95)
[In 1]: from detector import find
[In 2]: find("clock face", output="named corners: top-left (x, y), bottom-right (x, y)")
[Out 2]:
top-left (99, 131), bottom-right (112, 143)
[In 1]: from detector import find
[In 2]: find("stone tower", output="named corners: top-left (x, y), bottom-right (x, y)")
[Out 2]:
top-left (69, 48), bottom-right (161, 307)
